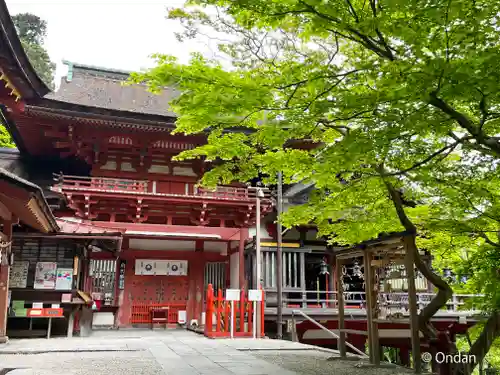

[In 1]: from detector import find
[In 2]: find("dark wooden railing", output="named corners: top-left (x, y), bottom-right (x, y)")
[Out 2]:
top-left (52, 174), bottom-right (271, 202)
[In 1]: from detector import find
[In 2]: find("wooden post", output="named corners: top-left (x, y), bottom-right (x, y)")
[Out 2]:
top-left (113, 257), bottom-right (120, 306)
top-left (238, 230), bottom-right (245, 332)
top-left (328, 254), bottom-right (334, 308)
top-left (404, 236), bottom-right (421, 373)
top-left (332, 258), bottom-right (337, 308)
top-left (399, 347), bottom-right (410, 366)
top-left (0, 218), bottom-right (12, 343)
top-left (335, 257), bottom-right (346, 357)
top-left (260, 289), bottom-right (265, 337)
top-left (204, 284), bottom-right (213, 336)
top-left (364, 251), bottom-right (380, 365)
top-left (299, 252), bottom-right (307, 308)
top-left (238, 230), bottom-right (245, 290)
top-left (67, 308), bottom-right (75, 338)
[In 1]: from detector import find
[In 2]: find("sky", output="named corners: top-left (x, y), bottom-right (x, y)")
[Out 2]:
top-left (6, 0), bottom-right (218, 85)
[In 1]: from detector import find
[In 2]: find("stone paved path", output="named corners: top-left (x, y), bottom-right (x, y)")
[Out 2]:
top-left (0, 330), bottom-right (412, 375)
top-left (0, 330), bottom-right (308, 375)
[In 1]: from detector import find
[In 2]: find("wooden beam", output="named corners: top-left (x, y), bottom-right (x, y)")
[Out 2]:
top-left (54, 141), bottom-right (72, 149)
top-left (0, 201), bottom-right (11, 221)
top-left (195, 240), bottom-right (204, 252)
top-left (364, 251), bottom-right (380, 365)
top-left (0, 95), bottom-right (24, 113)
top-left (44, 130), bottom-right (67, 138)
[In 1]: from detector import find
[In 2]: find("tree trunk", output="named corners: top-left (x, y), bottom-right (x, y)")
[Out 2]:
top-left (466, 331), bottom-right (484, 375)
top-left (462, 312), bottom-right (500, 375)
top-left (407, 235), bottom-right (453, 339)
top-left (381, 173), bottom-right (500, 374)
top-left (382, 176), bottom-right (453, 339)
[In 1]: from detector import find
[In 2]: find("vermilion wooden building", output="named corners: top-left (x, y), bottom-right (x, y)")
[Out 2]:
top-left (0, 0), bottom-right (271, 334)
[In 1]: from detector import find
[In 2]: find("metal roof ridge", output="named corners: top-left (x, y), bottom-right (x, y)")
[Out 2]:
top-left (62, 60), bottom-right (135, 76)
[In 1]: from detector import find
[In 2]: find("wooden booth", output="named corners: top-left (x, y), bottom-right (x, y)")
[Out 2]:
top-left (7, 219), bottom-right (123, 338)
top-left (0, 168), bottom-right (59, 343)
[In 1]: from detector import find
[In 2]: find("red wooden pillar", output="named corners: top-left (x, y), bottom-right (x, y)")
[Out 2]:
top-left (238, 230), bottom-right (245, 290)
top-left (0, 218), bottom-right (13, 343)
top-left (332, 257), bottom-right (337, 308)
top-left (187, 250), bottom-right (205, 324)
top-left (225, 244), bottom-right (231, 289)
top-left (193, 258), bottom-right (205, 323)
top-left (399, 347), bottom-right (410, 366)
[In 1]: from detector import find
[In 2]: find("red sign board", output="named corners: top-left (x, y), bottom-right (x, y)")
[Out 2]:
top-left (27, 308), bottom-right (64, 318)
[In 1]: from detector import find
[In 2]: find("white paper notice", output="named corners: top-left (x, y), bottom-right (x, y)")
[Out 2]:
top-left (9, 261), bottom-right (29, 288)
top-left (34, 262), bottom-right (57, 289)
top-left (55, 268), bottom-right (73, 290)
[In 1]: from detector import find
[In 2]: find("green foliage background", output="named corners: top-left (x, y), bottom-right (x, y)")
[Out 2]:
top-left (130, 0), bottom-right (500, 368)
top-left (0, 13), bottom-right (55, 148)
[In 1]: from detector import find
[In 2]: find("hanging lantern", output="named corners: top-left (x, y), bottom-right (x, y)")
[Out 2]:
top-left (443, 268), bottom-right (451, 277)
top-left (352, 259), bottom-right (362, 278)
top-left (319, 259), bottom-right (330, 275)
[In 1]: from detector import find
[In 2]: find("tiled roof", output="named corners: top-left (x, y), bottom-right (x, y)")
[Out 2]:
top-left (56, 218), bottom-right (125, 235)
top-left (46, 61), bottom-right (179, 117)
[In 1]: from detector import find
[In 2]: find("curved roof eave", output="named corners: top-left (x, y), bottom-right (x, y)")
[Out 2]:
top-left (0, 0), bottom-right (51, 99)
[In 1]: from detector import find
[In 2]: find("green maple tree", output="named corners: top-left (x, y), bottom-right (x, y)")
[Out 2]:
top-left (131, 1), bottom-right (500, 371)
top-left (12, 13), bottom-right (55, 90)
top-left (0, 13), bottom-right (55, 149)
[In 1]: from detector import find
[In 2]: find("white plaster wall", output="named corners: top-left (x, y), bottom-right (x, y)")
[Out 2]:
top-left (129, 239), bottom-right (195, 251)
top-left (229, 252), bottom-right (239, 288)
top-left (148, 164), bottom-right (170, 174)
top-left (283, 227), bottom-right (301, 241)
top-left (306, 229), bottom-right (320, 241)
top-left (248, 226), bottom-right (272, 240)
top-left (172, 166), bottom-right (197, 177)
top-left (121, 162), bottom-right (136, 172)
top-left (100, 160), bottom-right (117, 171)
top-left (203, 242), bottom-right (226, 252)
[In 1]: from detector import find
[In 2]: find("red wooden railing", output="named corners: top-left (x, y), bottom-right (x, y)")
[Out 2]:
top-left (54, 174), bottom-right (148, 192)
top-left (53, 174), bottom-right (271, 202)
top-left (130, 303), bottom-right (187, 325)
top-left (204, 284), bottom-right (265, 338)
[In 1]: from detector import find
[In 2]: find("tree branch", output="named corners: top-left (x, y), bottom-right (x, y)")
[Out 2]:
top-left (478, 232), bottom-right (500, 248)
top-left (298, 0), bottom-right (395, 60)
top-left (429, 92), bottom-right (500, 156)
top-left (381, 171), bottom-right (453, 341)
top-left (386, 137), bottom-right (466, 176)
top-left (345, 0), bottom-right (360, 23)
top-left (369, 0), bottom-right (395, 60)
top-left (477, 88), bottom-right (489, 131)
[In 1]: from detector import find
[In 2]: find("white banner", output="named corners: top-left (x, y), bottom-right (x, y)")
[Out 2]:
top-left (135, 260), bottom-right (188, 276)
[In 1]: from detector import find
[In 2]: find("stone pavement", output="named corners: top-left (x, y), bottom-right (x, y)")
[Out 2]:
top-left (0, 330), bottom-right (413, 375)
top-left (0, 330), bottom-right (324, 375)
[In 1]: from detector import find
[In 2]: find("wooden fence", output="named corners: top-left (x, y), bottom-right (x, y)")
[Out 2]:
top-left (204, 284), bottom-right (265, 338)
top-left (130, 303), bottom-right (187, 325)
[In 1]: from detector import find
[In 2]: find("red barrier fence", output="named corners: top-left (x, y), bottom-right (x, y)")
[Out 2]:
top-left (204, 284), bottom-right (265, 338)
top-left (130, 303), bottom-right (187, 325)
